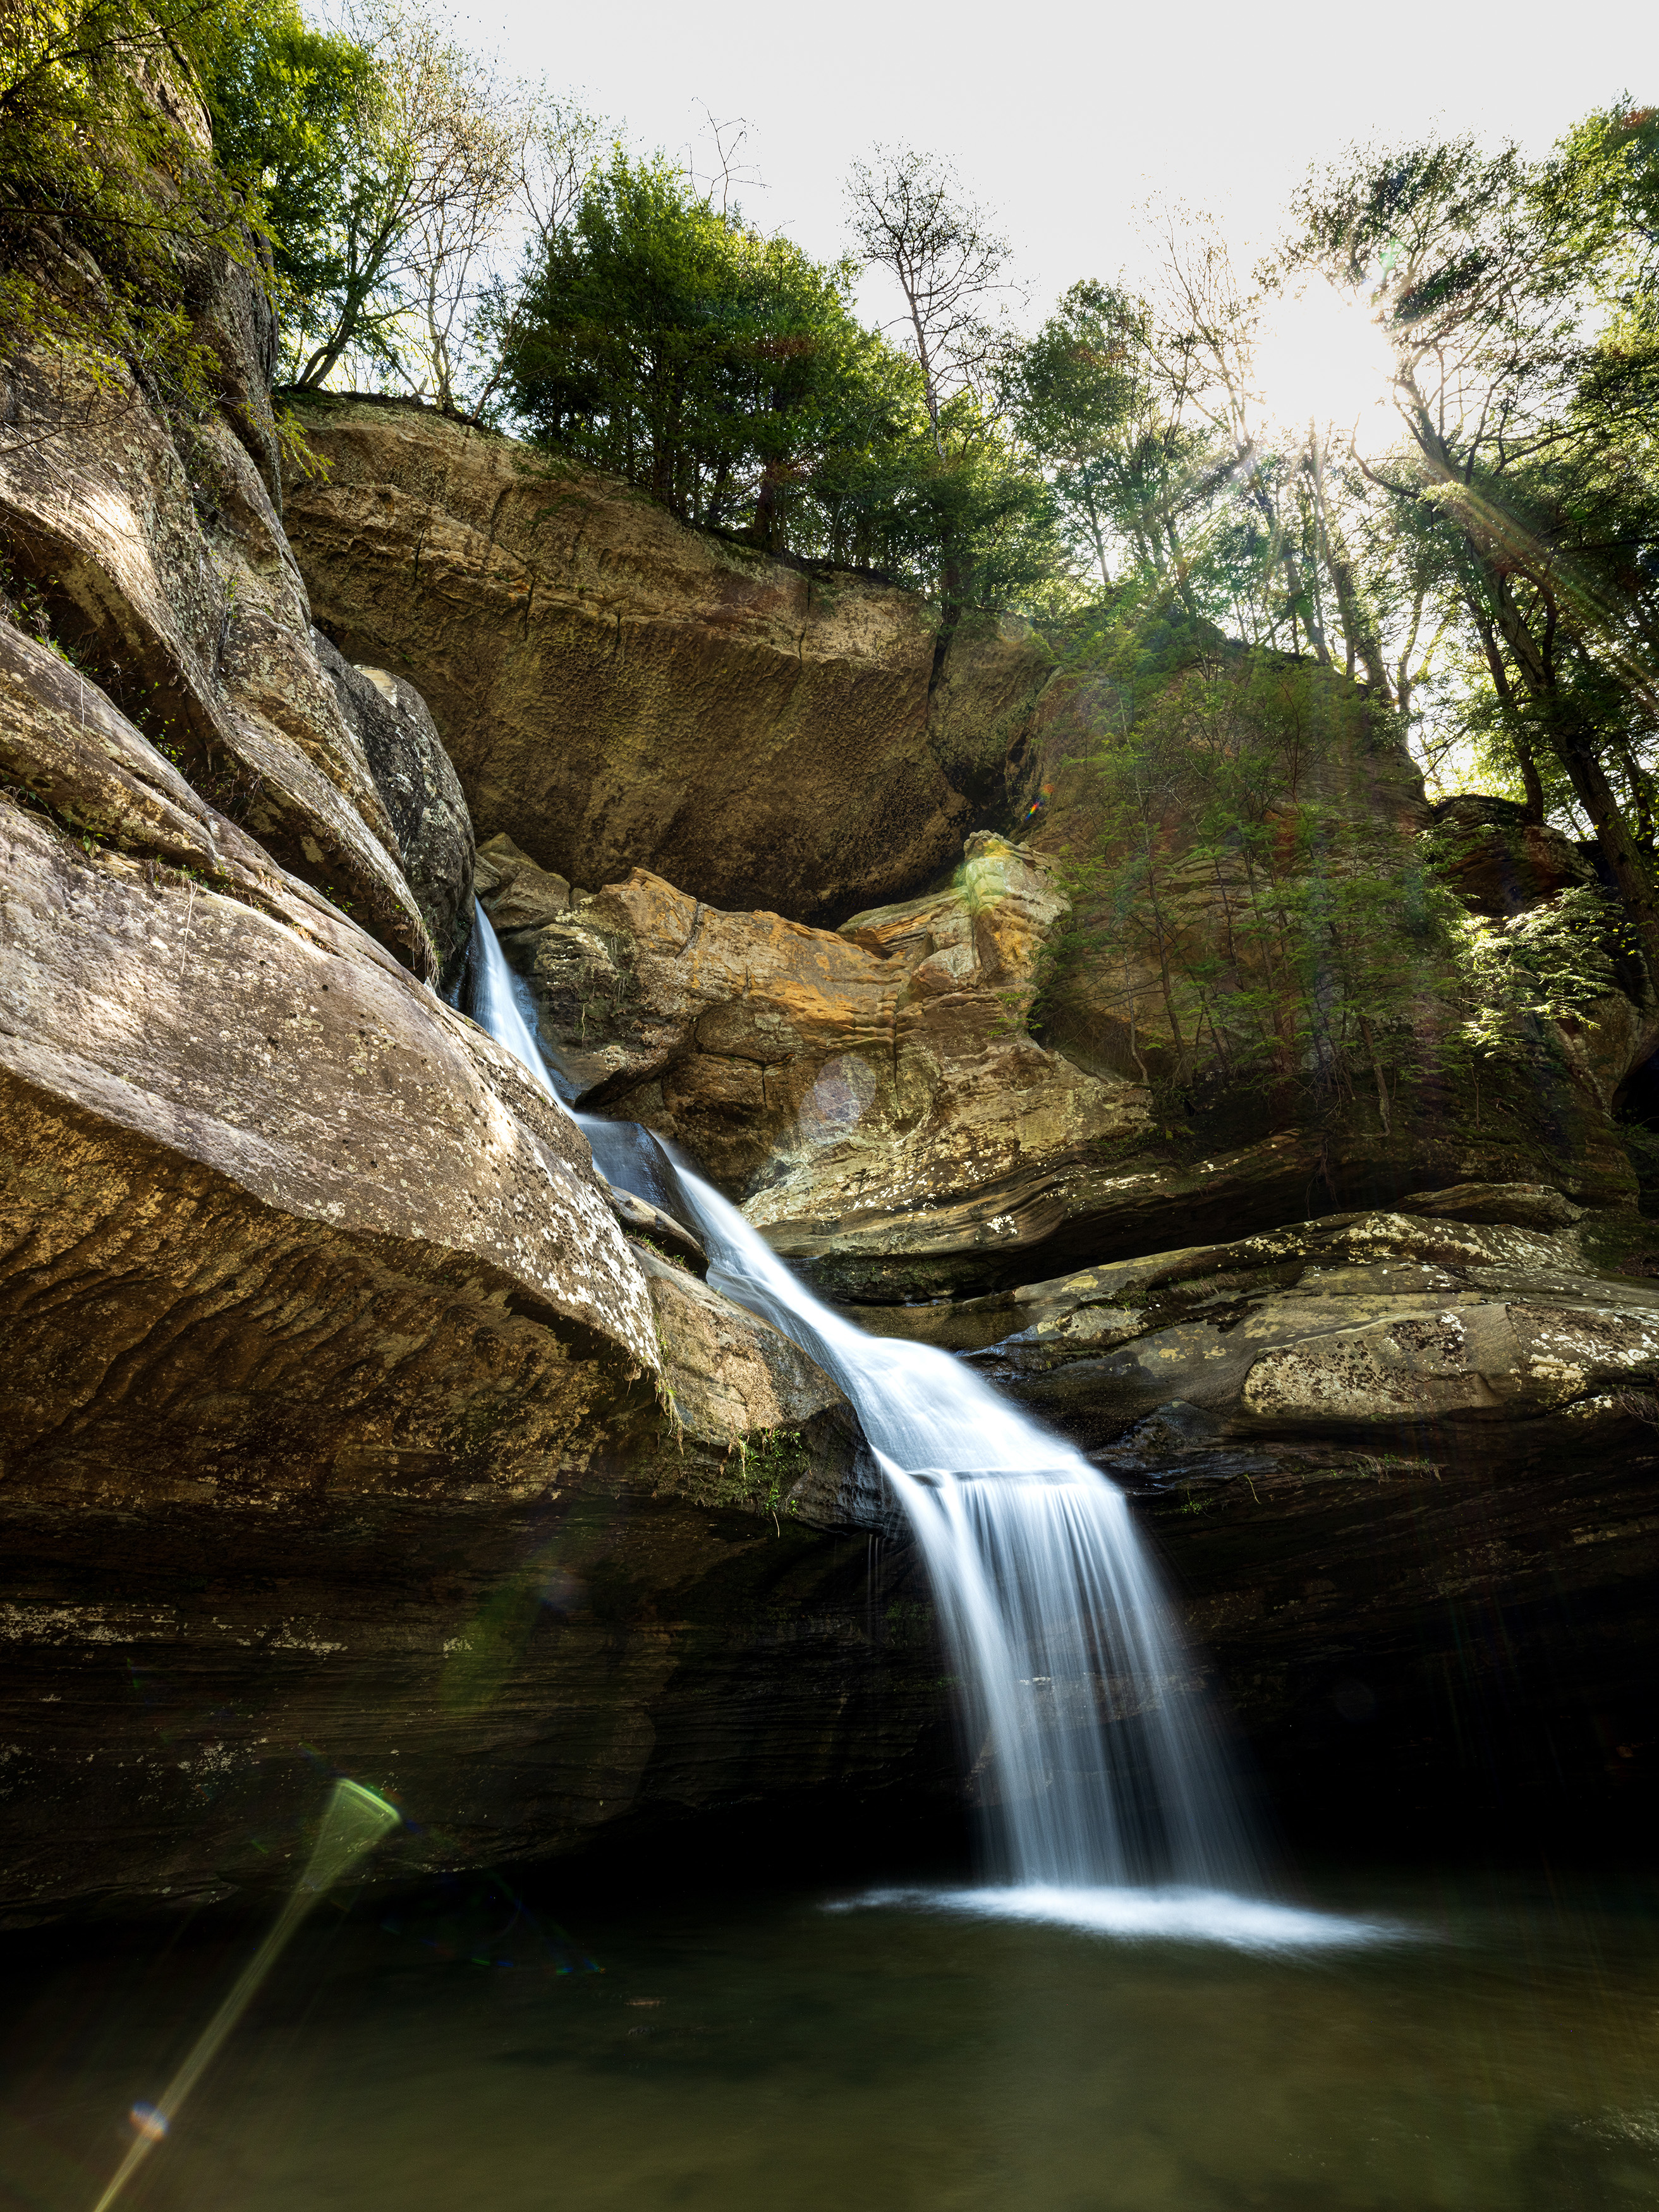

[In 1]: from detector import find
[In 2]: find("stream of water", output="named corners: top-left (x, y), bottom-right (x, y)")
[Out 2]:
top-left (468, 905), bottom-right (1275, 1929)
top-left (10, 1868), bottom-right (1659, 2212)
top-left (5, 914), bottom-right (1647, 2212)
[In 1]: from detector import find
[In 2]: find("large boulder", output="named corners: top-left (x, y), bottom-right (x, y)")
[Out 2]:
top-left (849, 1193), bottom-right (1659, 1475)
top-left (0, 691), bottom-right (918, 1917)
top-left (480, 832), bottom-right (1154, 1296)
top-left (313, 630), bottom-right (475, 986)
top-left (282, 396), bottom-right (1055, 923)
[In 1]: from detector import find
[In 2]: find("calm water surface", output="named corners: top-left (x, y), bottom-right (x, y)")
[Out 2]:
top-left (5, 1866), bottom-right (1659, 2211)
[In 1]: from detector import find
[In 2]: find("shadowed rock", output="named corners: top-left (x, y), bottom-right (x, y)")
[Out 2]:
top-left (313, 630), bottom-right (475, 986)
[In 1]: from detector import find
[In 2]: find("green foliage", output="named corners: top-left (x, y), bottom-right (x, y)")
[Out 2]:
top-left (496, 151), bottom-right (1059, 609)
top-left (1290, 118), bottom-right (1659, 963)
top-left (1443, 885), bottom-right (1615, 1062)
top-left (0, 0), bottom-right (272, 410)
top-left (1007, 280), bottom-right (1205, 599)
top-left (196, 0), bottom-right (386, 380)
top-left (1071, 652), bottom-right (1441, 1104)
top-left (1041, 645), bottom-right (1613, 1124)
top-left (705, 1426), bottom-right (807, 1519)
top-left (500, 151), bottom-right (864, 527)
top-left (635, 1234), bottom-right (690, 1272)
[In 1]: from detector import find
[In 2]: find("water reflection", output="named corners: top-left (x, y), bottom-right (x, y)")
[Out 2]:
top-left (4, 1868), bottom-right (1659, 2209)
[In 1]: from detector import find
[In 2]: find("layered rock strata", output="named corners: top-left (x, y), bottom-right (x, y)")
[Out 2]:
top-left (313, 631), bottom-right (475, 984)
top-left (0, 152), bottom-right (933, 1921)
top-left (846, 1187), bottom-right (1659, 1474)
top-left (479, 831), bottom-right (1157, 1297)
top-left (837, 1184), bottom-right (1659, 1842)
top-left (283, 396), bottom-right (1054, 923)
top-left (0, 347), bottom-right (437, 981)
top-left (0, 599), bottom-right (927, 1919)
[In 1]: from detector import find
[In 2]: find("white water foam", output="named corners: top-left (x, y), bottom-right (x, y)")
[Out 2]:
top-left (467, 905), bottom-right (1320, 1919)
top-left (827, 1885), bottom-right (1404, 1954)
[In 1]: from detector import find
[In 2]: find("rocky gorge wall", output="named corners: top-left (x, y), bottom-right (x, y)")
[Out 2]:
top-left (5, 147), bottom-right (1659, 1925)
top-left (0, 139), bottom-right (955, 1920)
top-left (289, 399), bottom-right (1659, 1855)
top-left (284, 394), bottom-right (1050, 926)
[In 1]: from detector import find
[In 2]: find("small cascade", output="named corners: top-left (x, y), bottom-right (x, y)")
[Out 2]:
top-left (466, 903), bottom-right (1260, 1900)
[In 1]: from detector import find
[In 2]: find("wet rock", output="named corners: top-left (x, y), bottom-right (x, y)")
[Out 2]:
top-left (1394, 1181), bottom-right (1585, 1231)
top-left (1133, 1418), bottom-right (1659, 1850)
top-left (954, 1204), bottom-right (1659, 1471)
top-left (631, 1247), bottom-right (890, 1533)
top-left (608, 1184), bottom-right (705, 1262)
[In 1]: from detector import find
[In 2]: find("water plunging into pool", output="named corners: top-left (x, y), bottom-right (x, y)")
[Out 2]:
top-left (467, 902), bottom-right (1266, 1920)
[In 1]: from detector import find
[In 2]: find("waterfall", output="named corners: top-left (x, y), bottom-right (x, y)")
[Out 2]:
top-left (465, 902), bottom-right (1263, 1903)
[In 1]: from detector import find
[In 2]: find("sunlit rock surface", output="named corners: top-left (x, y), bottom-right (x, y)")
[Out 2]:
top-left (283, 395), bottom-right (1054, 923)
top-left (481, 831), bottom-right (1153, 1297)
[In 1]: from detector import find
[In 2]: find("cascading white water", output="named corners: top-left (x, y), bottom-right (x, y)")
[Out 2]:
top-left (466, 903), bottom-right (1274, 1910)
top-left (665, 1171), bottom-right (1259, 1894)
top-left (468, 898), bottom-right (561, 1095)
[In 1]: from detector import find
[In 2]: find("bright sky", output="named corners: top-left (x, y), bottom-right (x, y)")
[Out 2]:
top-left (458, 0), bottom-right (1656, 331)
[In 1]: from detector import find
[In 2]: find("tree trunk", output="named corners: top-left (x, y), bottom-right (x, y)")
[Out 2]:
top-left (1469, 605), bottom-right (1545, 823)
top-left (1474, 547), bottom-right (1659, 983)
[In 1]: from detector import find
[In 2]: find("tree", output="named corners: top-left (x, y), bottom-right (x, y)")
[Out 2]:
top-left (205, 0), bottom-right (526, 396)
top-left (842, 145), bottom-right (1052, 623)
top-left (1, 0), bottom-right (270, 419)
top-left (1292, 125), bottom-right (1659, 988)
top-left (843, 142), bottom-right (1014, 458)
top-left (1009, 279), bottom-right (1207, 600)
top-left (500, 150), bottom-right (874, 530)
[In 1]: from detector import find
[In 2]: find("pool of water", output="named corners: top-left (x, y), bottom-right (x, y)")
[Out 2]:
top-left (6, 1864), bottom-right (1659, 2211)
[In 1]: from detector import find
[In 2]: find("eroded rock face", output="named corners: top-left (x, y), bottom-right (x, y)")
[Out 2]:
top-left (480, 832), bottom-right (1154, 1296)
top-left (0, 182), bottom-right (938, 1920)
top-left (0, 623), bottom-right (655, 1479)
top-left (2, 1490), bottom-right (945, 1924)
top-left (0, 349), bottom-right (436, 981)
top-left (1136, 1416), bottom-right (1659, 1848)
top-left (283, 396), bottom-right (1055, 922)
top-left (313, 631), bottom-right (475, 983)
top-left (0, 770), bottom-right (913, 1916)
top-left (855, 1195), bottom-right (1659, 1474)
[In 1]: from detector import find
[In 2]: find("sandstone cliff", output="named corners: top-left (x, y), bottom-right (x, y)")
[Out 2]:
top-left (6, 147), bottom-right (1659, 1915)
top-left (0, 121), bottom-right (937, 1921)
top-left (283, 394), bottom-right (1051, 925)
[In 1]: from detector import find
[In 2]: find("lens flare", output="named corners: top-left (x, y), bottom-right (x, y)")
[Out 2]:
top-left (1253, 279), bottom-right (1398, 453)
top-left (90, 1778), bottom-right (401, 2212)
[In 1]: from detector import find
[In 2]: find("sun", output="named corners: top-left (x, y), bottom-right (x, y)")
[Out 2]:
top-left (1252, 277), bottom-right (1400, 456)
